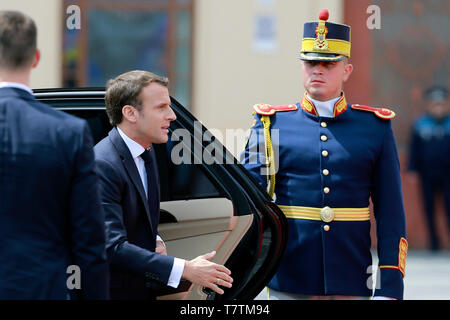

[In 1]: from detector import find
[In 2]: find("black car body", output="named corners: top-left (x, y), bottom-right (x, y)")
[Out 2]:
top-left (34, 88), bottom-right (288, 300)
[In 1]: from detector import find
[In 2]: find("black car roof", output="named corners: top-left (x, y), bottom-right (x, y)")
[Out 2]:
top-left (33, 87), bottom-right (106, 100)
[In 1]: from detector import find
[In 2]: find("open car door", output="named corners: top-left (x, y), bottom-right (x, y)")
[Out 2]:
top-left (34, 88), bottom-right (288, 300)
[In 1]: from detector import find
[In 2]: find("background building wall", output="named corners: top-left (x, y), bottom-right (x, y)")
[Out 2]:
top-left (192, 0), bottom-right (343, 155)
top-left (344, 0), bottom-right (450, 250)
top-left (1, 0), bottom-right (343, 153)
top-left (0, 0), bottom-right (62, 88)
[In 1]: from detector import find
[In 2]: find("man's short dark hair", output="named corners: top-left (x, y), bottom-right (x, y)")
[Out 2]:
top-left (0, 11), bottom-right (37, 70)
top-left (105, 70), bottom-right (169, 126)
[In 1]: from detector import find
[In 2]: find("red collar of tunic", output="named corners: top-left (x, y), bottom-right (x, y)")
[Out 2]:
top-left (300, 93), bottom-right (348, 117)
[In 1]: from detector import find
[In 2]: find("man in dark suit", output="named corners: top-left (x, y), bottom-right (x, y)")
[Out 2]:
top-left (0, 11), bottom-right (108, 299)
top-left (95, 70), bottom-right (233, 300)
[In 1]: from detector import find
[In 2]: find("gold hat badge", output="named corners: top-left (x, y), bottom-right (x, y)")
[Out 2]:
top-left (313, 9), bottom-right (330, 51)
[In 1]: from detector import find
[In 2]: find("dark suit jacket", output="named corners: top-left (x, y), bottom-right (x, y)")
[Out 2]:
top-left (0, 87), bottom-right (108, 299)
top-left (94, 127), bottom-right (174, 300)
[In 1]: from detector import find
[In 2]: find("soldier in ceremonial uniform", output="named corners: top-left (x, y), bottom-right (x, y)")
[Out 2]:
top-left (408, 86), bottom-right (450, 251)
top-left (241, 9), bottom-right (407, 300)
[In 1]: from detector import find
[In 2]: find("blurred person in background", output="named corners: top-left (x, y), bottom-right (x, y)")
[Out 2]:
top-left (408, 86), bottom-right (450, 251)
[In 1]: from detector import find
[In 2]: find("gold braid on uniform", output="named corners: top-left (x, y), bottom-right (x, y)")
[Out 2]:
top-left (261, 115), bottom-right (276, 199)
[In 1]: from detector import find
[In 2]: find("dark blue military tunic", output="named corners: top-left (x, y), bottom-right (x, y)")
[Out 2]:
top-left (241, 94), bottom-right (407, 300)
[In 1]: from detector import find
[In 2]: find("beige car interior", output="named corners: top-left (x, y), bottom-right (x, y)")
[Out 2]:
top-left (157, 198), bottom-right (253, 300)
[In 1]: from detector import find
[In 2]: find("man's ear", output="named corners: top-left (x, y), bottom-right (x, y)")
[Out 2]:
top-left (122, 105), bottom-right (137, 123)
top-left (31, 49), bottom-right (40, 69)
top-left (343, 63), bottom-right (353, 82)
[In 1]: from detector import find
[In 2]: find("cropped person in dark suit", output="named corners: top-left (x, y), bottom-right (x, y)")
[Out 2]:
top-left (95, 70), bottom-right (233, 300)
top-left (0, 11), bottom-right (108, 299)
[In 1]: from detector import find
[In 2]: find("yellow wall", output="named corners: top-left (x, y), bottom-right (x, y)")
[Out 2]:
top-left (193, 0), bottom-right (343, 155)
top-left (0, 0), bottom-right (62, 88)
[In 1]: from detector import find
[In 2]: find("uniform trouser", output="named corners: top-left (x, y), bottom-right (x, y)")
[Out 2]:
top-left (420, 177), bottom-right (450, 249)
top-left (254, 287), bottom-right (369, 300)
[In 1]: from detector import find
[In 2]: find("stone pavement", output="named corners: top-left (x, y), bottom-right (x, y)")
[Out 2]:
top-left (372, 249), bottom-right (450, 300)
top-left (254, 249), bottom-right (450, 300)
top-left (402, 250), bottom-right (450, 300)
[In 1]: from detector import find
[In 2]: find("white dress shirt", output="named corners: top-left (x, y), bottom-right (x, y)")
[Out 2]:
top-left (117, 127), bottom-right (185, 288)
top-left (0, 81), bottom-right (33, 95)
top-left (308, 95), bottom-right (341, 118)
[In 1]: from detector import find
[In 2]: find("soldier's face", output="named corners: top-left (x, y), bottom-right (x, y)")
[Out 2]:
top-left (302, 60), bottom-right (353, 101)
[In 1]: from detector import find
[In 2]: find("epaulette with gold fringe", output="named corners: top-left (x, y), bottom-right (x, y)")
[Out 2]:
top-left (351, 104), bottom-right (396, 120)
top-left (253, 104), bottom-right (298, 116)
top-left (249, 103), bottom-right (297, 199)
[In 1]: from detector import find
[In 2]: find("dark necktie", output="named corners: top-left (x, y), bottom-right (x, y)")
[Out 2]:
top-left (140, 149), bottom-right (160, 236)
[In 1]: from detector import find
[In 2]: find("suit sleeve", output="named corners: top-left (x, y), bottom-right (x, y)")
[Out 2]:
top-left (371, 121), bottom-right (407, 300)
top-left (95, 157), bottom-right (174, 286)
top-left (240, 113), bottom-right (268, 191)
top-left (68, 121), bottom-right (109, 299)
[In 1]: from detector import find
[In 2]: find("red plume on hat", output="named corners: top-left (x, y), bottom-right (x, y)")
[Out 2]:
top-left (300, 8), bottom-right (351, 62)
top-left (319, 9), bottom-right (329, 21)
